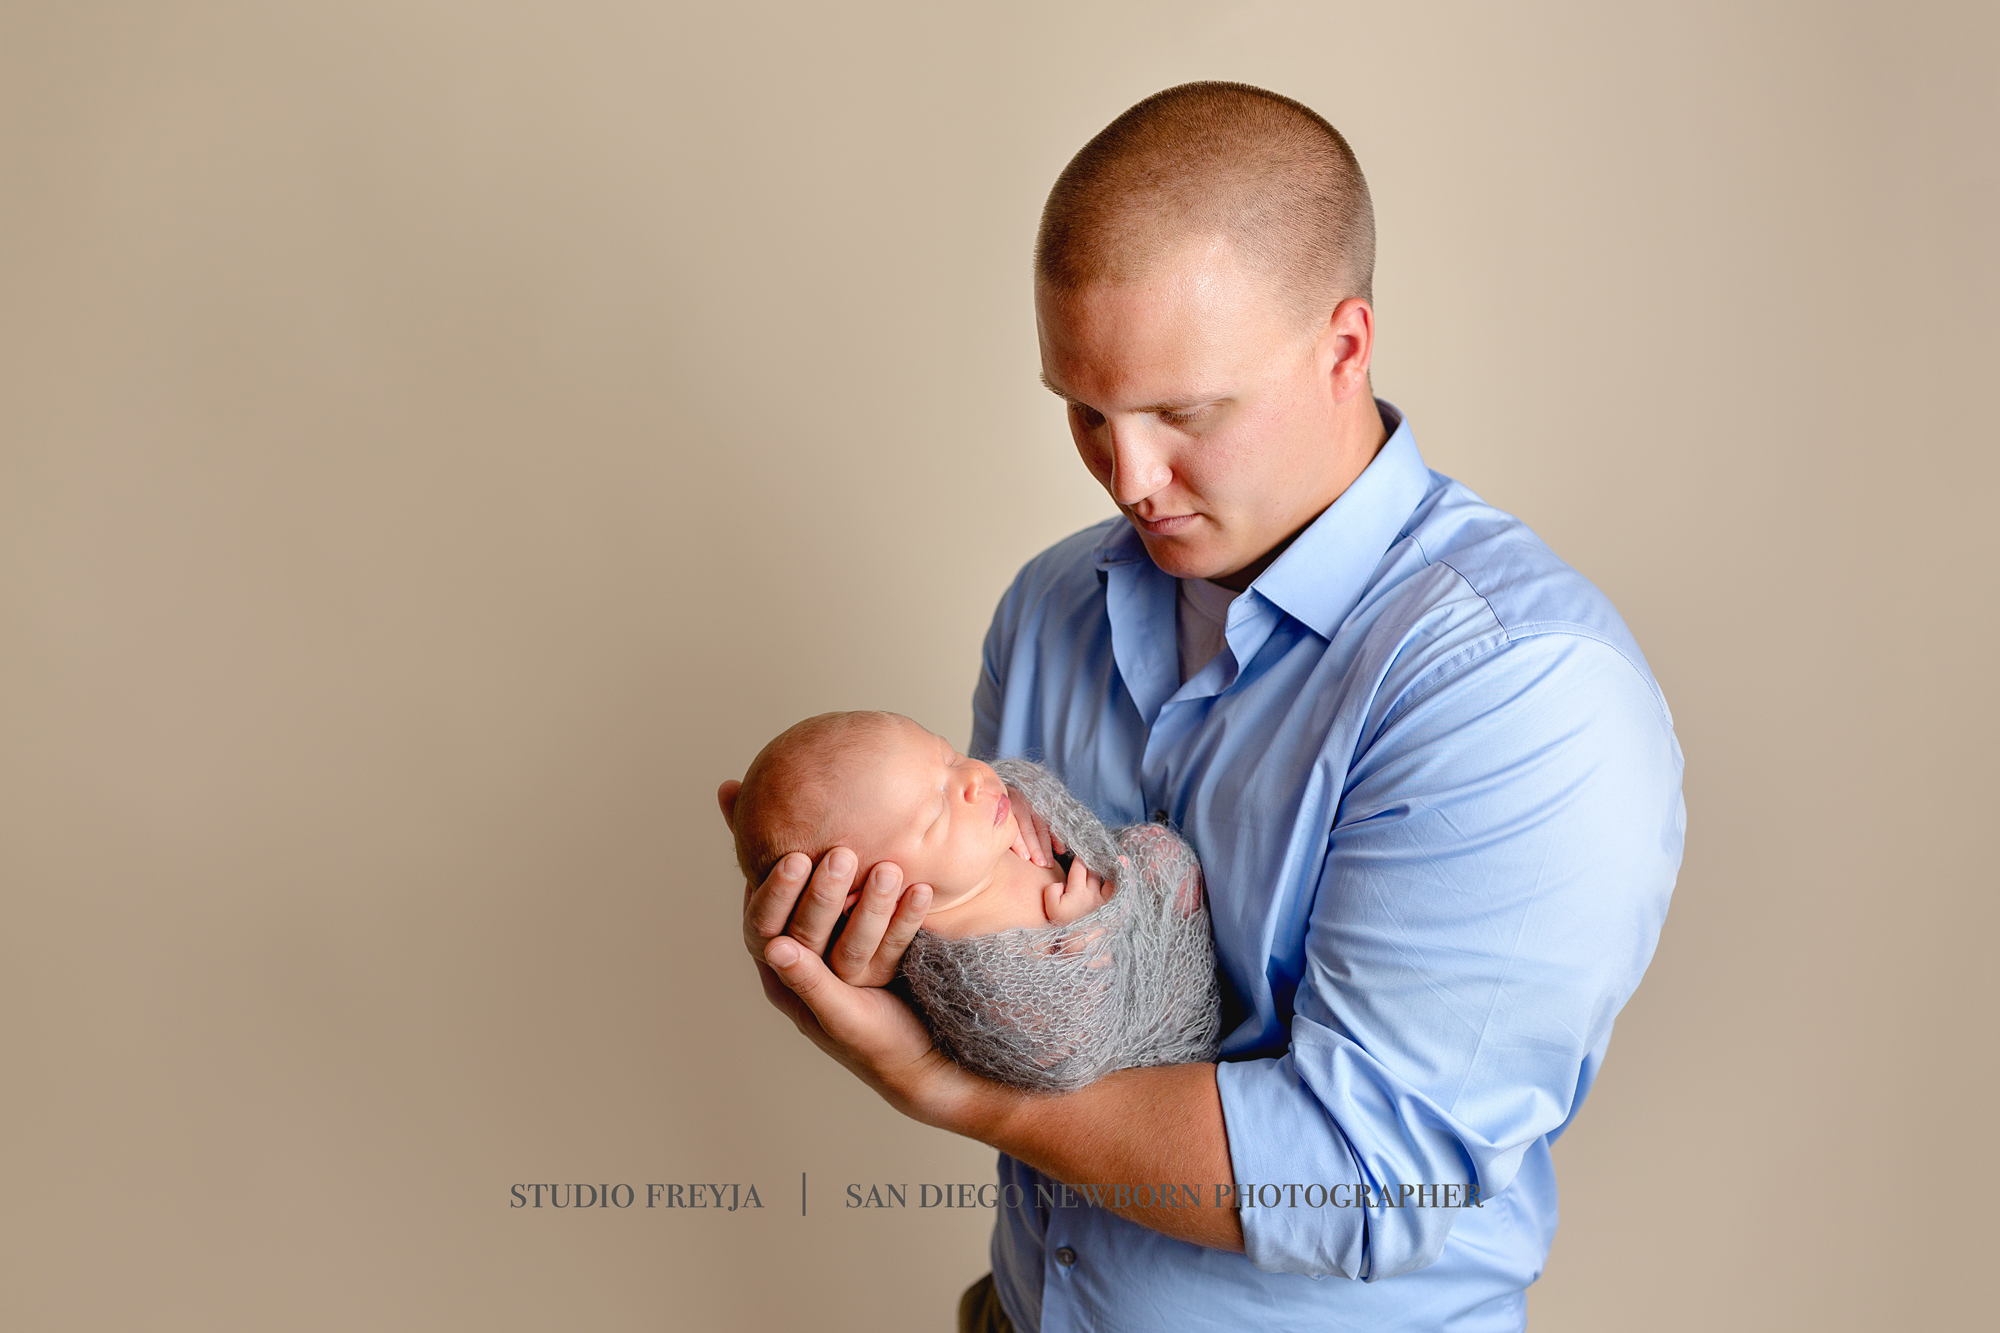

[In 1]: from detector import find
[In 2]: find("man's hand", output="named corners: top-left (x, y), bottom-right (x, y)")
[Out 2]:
top-left (720, 778), bottom-right (929, 989)
top-left (757, 931), bottom-right (996, 1126)
top-left (720, 778), bottom-right (983, 1122)
top-left (747, 848), bottom-right (932, 989)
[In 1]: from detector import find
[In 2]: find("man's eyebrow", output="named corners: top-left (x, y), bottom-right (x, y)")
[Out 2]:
top-left (1039, 371), bottom-right (1226, 414)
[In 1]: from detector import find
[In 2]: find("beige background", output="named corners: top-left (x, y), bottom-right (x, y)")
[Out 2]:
top-left (2, 2), bottom-right (1993, 1329)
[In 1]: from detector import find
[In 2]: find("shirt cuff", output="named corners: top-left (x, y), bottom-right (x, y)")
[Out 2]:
top-left (1215, 1052), bottom-right (1368, 1278)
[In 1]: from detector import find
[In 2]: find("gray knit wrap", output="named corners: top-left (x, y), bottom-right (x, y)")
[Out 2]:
top-left (898, 759), bottom-right (1222, 1093)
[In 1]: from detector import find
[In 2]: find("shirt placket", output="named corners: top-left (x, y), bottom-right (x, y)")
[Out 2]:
top-left (1141, 591), bottom-right (1281, 822)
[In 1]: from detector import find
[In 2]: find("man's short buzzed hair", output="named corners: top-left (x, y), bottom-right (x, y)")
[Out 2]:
top-left (1035, 81), bottom-right (1375, 324)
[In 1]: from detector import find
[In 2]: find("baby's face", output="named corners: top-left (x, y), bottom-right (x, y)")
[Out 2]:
top-left (821, 717), bottom-right (1044, 935)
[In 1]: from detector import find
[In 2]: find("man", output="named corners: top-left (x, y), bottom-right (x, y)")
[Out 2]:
top-left (728, 82), bottom-right (1683, 1332)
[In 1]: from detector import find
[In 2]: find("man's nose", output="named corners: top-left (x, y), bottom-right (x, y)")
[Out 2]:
top-left (1106, 422), bottom-right (1172, 507)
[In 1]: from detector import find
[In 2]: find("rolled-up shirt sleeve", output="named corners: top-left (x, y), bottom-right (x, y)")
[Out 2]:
top-left (1216, 631), bottom-right (1684, 1279)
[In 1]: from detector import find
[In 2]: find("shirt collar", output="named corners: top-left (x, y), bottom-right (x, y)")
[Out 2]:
top-left (1091, 399), bottom-right (1430, 640)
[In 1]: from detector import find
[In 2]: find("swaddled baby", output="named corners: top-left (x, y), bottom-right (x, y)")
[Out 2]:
top-left (727, 711), bottom-right (1221, 1092)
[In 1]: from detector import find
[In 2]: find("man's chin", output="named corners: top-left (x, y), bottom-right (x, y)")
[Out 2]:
top-left (1133, 526), bottom-right (1237, 583)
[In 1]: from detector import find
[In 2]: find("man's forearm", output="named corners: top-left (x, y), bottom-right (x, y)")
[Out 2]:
top-left (954, 1062), bottom-right (1244, 1252)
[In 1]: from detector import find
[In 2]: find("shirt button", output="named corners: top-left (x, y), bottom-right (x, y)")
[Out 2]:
top-left (1055, 1246), bottom-right (1077, 1267)
top-left (1151, 809), bottom-right (1169, 824)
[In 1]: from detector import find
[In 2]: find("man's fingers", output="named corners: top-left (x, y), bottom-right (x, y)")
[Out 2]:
top-left (753, 957), bottom-right (820, 1032)
top-left (764, 936), bottom-right (857, 1036)
top-left (786, 847), bottom-right (859, 956)
top-left (829, 862), bottom-right (904, 983)
top-left (743, 852), bottom-right (811, 959)
top-left (764, 935), bottom-right (942, 1092)
top-left (872, 883), bottom-right (931, 977)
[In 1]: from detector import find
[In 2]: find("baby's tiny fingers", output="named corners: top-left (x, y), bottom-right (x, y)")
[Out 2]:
top-left (1009, 786), bottom-right (1056, 867)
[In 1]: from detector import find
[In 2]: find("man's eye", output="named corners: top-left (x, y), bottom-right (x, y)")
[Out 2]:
top-left (1072, 403), bottom-right (1106, 430)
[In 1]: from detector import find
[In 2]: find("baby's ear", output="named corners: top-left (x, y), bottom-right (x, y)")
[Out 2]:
top-left (716, 779), bottom-right (743, 829)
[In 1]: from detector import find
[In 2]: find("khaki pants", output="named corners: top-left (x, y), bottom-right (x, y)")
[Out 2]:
top-left (956, 1273), bottom-right (1015, 1333)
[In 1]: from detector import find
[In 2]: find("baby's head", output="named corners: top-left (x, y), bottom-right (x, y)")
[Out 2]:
top-left (728, 719), bottom-right (1220, 1092)
top-left (727, 712), bottom-right (1035, 937)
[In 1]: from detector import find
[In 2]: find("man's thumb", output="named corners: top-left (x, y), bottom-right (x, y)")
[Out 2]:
top-left (765, 937), bottom-right (828, 997)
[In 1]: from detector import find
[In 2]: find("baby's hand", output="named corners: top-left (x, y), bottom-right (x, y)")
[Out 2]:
top-left (1007, 784), bottom-right (1066, 869)
top-left (1042, 856), bottom-right (1112, 925)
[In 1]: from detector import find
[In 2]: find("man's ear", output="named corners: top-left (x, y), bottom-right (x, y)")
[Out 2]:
top-left (1322, 296), bottom-right (1375, 403)
top-left (717, 779), bottom-right (742, 830)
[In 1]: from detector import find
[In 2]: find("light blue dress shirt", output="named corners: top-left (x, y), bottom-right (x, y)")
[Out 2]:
top-left (971, 402), bottom-right (1684, 1332)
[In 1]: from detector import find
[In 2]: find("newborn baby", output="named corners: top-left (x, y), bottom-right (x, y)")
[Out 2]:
top-left (727, 711), bottom-right (1221, 1092)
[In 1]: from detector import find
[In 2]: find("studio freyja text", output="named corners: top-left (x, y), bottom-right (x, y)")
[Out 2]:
top-left (507, 1179), bottom-right (1490, 1213)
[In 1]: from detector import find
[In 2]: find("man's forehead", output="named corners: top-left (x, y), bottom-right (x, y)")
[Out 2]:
top-left (1034, 245), bottom-right (1294, 406)
top-left (1036, 326), bottom-right (1238, 413)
